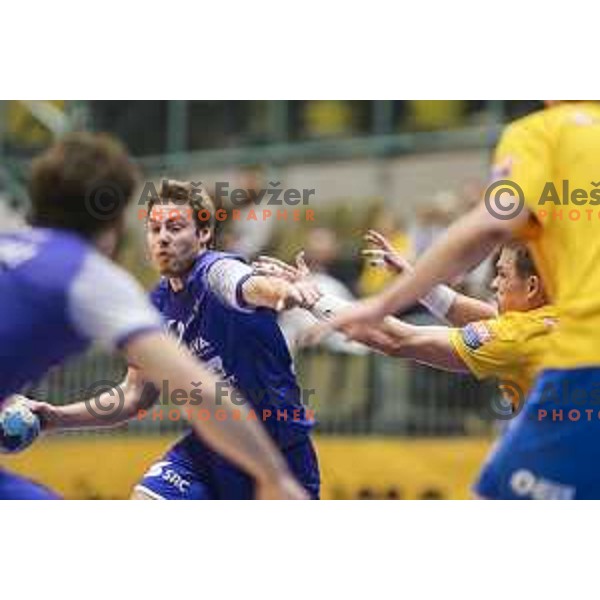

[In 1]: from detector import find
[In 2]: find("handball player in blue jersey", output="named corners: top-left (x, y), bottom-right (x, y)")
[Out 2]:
top-left (36, 180), bottom-right (321, 499)
top-left (0, 134), bottom-right (307, 500)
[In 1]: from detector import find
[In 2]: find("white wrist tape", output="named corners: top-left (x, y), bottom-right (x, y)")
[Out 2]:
top-left (420, 285), bottom-right (457, 321)
top-left (310, 294), bottom-right (352, 321)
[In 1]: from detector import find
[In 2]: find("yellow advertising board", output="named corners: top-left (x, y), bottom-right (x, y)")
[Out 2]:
top-left (3, 436), bottom-right (492, 499)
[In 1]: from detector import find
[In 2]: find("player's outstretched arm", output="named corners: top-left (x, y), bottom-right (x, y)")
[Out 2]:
top-left (125, 331), bottom-right (307, 499)
top-left (206, 257), bottom-right (319, 313)
top-left (253, 252), bottom-right (467, 372)
top-left (315, 203), bottom-right (529, 334)
top-left (348, 318), bottom-right (469, 373)
top-left (363, 229), bottom-right (496, 326)
top-left (28, 368), bottom-right (159, 431)
top-left (241, 275), bottom-right (320, 311)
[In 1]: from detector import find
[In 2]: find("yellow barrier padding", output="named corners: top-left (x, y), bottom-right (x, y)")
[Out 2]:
top-left (3, 436), bottom-right (492, 499)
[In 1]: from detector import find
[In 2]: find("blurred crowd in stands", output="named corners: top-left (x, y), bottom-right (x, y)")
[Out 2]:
top-left (2, 100), bottom-right (544, 156)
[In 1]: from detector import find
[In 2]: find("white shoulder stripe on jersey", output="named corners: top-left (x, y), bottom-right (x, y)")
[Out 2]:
top-left (68, 250), bottom-right (162, 350)
top-left (205, 258), bottom-right (255, 313)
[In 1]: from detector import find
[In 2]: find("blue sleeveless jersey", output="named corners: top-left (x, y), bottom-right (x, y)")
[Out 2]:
top-left (0, 229), bottom-right (90, 400)
top-left (150, 250), bottom-right (314, 445)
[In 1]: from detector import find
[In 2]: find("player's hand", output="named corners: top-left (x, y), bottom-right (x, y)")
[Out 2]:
top-left (299, 296), bottom-right (388, 346)
top-left (362, 230), bottom-right (413, 275)
top-left (256, 473), bottom-right (309, 500)
top-left (24, 399), bottom-right (62, 432)
top-left (253, 252), bottom-right (322, 310)
top-left (253, 253), bottom-right (304, 283)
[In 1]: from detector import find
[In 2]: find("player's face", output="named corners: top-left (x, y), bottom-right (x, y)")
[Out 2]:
top-left (491, 248), bottom-right (531, 314)
top-left (147, 201), bottom-right (206, 277)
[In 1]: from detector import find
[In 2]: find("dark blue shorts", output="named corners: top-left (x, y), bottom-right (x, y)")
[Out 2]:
top-left (0, 469), bottom-right (61, 500)
top-left (135, 431), bottom-right (320, 500)
top-left (475, 368), bottom-right (600, 499)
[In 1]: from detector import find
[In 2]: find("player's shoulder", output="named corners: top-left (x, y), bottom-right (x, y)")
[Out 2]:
top-left (2, 227), bottom-right (92, 292)
top-left (194, 250), bottom-right (249, 285)
top-left (1, 227), bottom-right (88, 258)
top-left (202, 250), bottom-right (248, 270)
top-left (493, 305), bottom-right (557, 343)
top-left (501, 103), bottom-right (600, 144)
top-left (499, 108), bottom-right (551, 147)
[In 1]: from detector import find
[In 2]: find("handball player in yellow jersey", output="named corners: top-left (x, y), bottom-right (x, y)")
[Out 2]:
top-left (256, 235), bottom-right (554, 403)
top-left (313, 101), bottom-right (600, 499)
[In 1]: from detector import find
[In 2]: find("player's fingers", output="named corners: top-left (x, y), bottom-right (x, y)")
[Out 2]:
top-left (383, 252), bottom-right (412, 273)
top-left (253, 261), bottom-right (299, 283)
top-left (285, 289), bottom-right (304, 311)
top-left (361, 249), bottom-right (386, 266)
top-left (365, 229), bottom-right (392, 251)
top-left (295, 282), bottom-right (321, 308)
top-left (275, 285), bottom-right (304, 312)
top-left (252, 263), bottom-right (282, 277)
top-left (22, 399), bottom-right (45, 413)
top-left (251, 262), bottom-right (268, 273)
top-left (363, 231), bottom-right (383, 248)
top-left (257, 256), bottom-right (300, 281)
top-left (258, 255), bottom-right (298, 274)
top-left (294, 251), bottom-right (310, 276)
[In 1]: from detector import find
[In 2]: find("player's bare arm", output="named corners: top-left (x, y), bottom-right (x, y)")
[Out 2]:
top-left (315, 202), bottom-right (531, 335)
top-left (28, 368), bottom-right (158, 431)
top-left (348, 318), bottom-right (468, 373)
top-left (241, 274), bottom-right (321, 312)
top-left (253, 252), bottom-right (468, 373)
top-left (206, 254), bottom-right (320, 312)
top-left (363, 229), bottom-right (497, 325)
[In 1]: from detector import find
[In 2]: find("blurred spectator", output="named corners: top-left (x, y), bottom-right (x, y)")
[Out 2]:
top-left (278, 227), bottom-right (368, 355)
top-left (410, 191), bottom-right (455, 257)
top-left (358, 207), bottom-right (412, 296)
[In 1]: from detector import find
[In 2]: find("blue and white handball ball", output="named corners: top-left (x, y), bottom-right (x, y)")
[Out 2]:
top-left (0, 395), bottom-right (41, 454)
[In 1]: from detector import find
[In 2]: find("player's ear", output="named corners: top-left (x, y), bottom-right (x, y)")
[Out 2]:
top-left (197, 226), bottom-right (212, 246)
top-left (527, 275), bottom-right (541, 298)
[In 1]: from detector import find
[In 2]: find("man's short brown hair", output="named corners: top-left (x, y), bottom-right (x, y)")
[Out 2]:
top-left (29, 132), bottom-right (139, 238)
top-left (147, 179), bottom-right (217, 248)
top-left (502, 241), bottom-right (538, 279)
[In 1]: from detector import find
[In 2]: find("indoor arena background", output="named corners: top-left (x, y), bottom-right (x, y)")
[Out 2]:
top-left (0, 101), bottom-right (541, 498)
